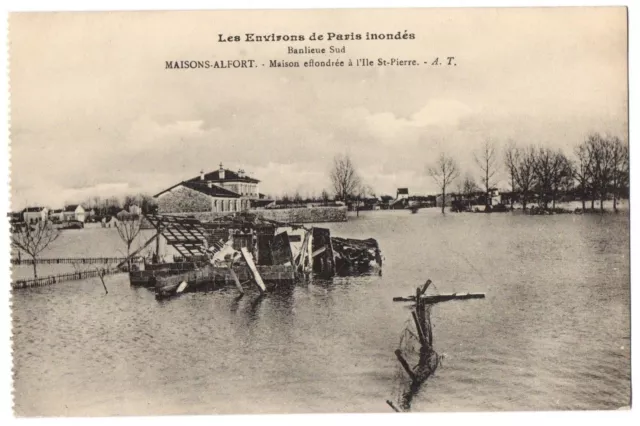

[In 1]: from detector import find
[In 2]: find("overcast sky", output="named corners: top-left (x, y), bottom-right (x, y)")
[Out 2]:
top-left (9, 7), bottom-right (627, 209)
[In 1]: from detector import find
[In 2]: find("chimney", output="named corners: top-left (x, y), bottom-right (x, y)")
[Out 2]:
top-left (219, 162), bottom-right (225, 180)
top-left (207, 182), bottom-right (213, 188)
top-left (238, 169), bottom-right (245, 178)
top-left (200, 170), bottom-right (205, 181)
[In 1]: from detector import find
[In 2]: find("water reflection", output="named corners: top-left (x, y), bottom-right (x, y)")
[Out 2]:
top-left (247, 293), bottom-right (266, 321)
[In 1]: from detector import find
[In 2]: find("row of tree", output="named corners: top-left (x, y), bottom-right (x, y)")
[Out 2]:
top-left (504, 133), bottom-right (628, 211)
top-left (428, 133), bottom-right (629, 214)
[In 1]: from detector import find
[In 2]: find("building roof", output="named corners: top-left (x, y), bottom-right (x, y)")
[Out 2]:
top-left (189, 168), bottom-right (260, 184)
top-left (397, 188), bottom-right (409, 195)
top-left (64, 204), bottom-right (80, 212)
top-left (50, 209), bottom-right (64, 214)
top-left (154, 181), bottom-right (241, 199)
top-left (145, 214), bottom-right (209, 258)
top-left (23, 207), bottom-right (45, 212)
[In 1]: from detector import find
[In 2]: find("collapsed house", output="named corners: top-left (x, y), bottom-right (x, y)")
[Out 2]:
top-left (128, 212), bottom-right (382, 299)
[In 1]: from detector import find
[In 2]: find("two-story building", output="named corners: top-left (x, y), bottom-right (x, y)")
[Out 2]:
top-left (155, 163), bottom-right (260, 214)
top-left (22, 207), bottom-right (48, 224)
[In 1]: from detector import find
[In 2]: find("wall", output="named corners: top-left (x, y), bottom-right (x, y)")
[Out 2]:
top-left (161, 206), bottom-right (347, 224)
top-left (235, 206), bottom-right (347, 223)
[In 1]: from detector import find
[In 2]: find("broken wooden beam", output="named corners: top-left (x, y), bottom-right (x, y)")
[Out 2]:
top-left (393, 292), bottom-right (486, 303)
top-left (386, 400), bottom-right (401, 412)
top-left (176, 280), bottom-right (188, 294)
top-left (394, 349), bottom-right (417, 383)
top-left (418, 279), bottom-right (432, 297)
top-left (240, 247), bottom-right (266, 293)
top-left (311, 246), bottom-right (326, 258)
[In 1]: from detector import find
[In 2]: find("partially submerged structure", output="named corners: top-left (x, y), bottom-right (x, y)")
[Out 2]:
top-left (127, 212), bottom-right (382, 299)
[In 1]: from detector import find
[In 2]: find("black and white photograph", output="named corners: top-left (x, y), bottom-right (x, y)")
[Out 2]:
top-left (5, 5), bottom-right (632, 420)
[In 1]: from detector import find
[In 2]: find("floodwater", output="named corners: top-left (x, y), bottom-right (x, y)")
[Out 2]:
top-left (11, 210), bottom-right (630, 416)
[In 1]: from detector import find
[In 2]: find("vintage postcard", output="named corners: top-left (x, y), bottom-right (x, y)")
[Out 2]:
top-left (7, 6), bottom-right (630, 419)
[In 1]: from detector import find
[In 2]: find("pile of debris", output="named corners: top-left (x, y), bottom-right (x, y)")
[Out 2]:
top-left (332, 237), bottom-right (382, 274)
top-left (126, 212), bottom-right (382, 299)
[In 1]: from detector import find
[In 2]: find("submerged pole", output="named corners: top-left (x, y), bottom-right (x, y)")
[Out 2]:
top-left (411, 311), bottom-right (427, 347)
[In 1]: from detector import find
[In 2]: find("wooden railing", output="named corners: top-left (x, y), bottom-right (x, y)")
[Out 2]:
top-left (12, 268), bottom-right (124, 289)
top-left (11, 256), bottom-right (142, 265)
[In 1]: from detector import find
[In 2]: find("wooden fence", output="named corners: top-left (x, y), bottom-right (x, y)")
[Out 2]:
top-left (11, 256), bottom-right (142, 265)
top-left (172, 255), bottom-right (210, 263)
top-left (12, 268), bottom-right (125, 289)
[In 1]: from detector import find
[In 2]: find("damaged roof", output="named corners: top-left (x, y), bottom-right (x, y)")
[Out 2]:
top-left (145, 214), bottom-right (209, 258)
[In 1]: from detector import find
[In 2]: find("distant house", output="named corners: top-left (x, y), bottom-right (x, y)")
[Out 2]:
top-left (389, 198), bottom-right (408, 210)
top-left (22, 207), bottom-right (48, 224)
top-left (128, 204), bottom-right (142, 216)
top-left (8, 212), bottom-right (23, 224)
top-left (499, 191), bottom-right (519, 205)
top-left (63, 205), bottom-right (86, 222)
top-left (397, 188), bottom-right (409, 199)
top-left (407, 195), bottom-right (436, 208)
top-left (489, 188), bottom-right (501, 206)
top-left (104, 216), bottom-right (120, 228)
top-left (49, 209), bottom-right (65, 222)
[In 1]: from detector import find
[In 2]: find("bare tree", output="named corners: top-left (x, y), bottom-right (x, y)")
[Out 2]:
top-left (330, 154), bottom-right (361, 202)
top-left (115, 216), bottom-right (142, 270)
top-left (610, 136), bottom-right (629, 212)
top-left (532, 147), bottom-right (568, 209)
top-left (428, 153), bottom-right (460, 214)
top-left (573, 141), bottom-right (594, 211)
top-left (504, 141), bottom-right (521, 208)
top-left (11, 222), bottom-right (60, 278)
top-left (320, 189), bottom-right (330, 205)
top-left (458, 174), bottom-right (479, 197)
top-left (550, 151), bottom-right (573, 209)
top-left (586, 133), bottom-right (615, 212)
top-left (474, 139), bottom-right (498, 207)
top-left (513, 145), bottom-right (537, 210)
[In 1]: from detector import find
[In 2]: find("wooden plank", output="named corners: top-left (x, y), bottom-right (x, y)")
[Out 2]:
top-left (311, 246), bottom-right (326, 258)
top-left (311, 227), bottom-right (335, 275)
top-left (176, 280), bottom-right (188, 293)
top-left (240, 247), bottom-right (266, 293)
top-left (394, 349), bottom-right (417, 382)
top-left (392, 293), bottom-right (486, 303)
top-left (386, 400), bottom-right (401, 413)
top-left (271, 232), bottom-right (294, 266)
top-left (411, 311), bottom-right (427, 347)
top-left (296, 230), bottom-right (310, 271)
